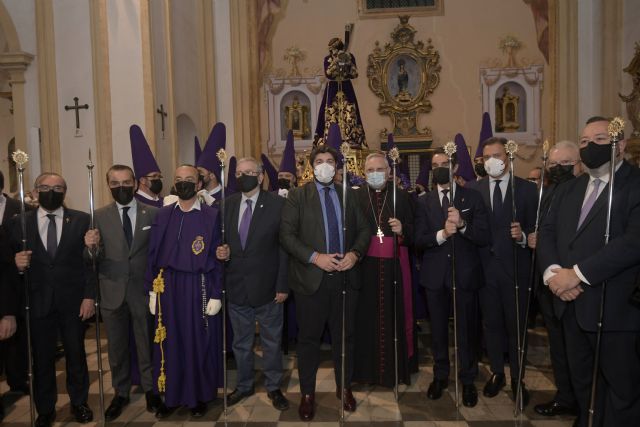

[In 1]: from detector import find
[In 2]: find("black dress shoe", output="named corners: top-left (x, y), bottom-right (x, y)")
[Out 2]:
top-left (298, 394), bottom-right (315, 421)
top-left (227, 388), bottom-right (255, 406)
top-left (534, 400), bottom-right (578, 416)
top-left (145, 391), bottom-right (163, 413)
top-left (483, 373), bottom-right (506, 397)
top-left (35, 411), bottom-right (56, 427)
top-left (105, 395), bottom-right (130, 421)
top-left (462, 383), bottom-right (478, 407)
top-left (190, 401), bottom-right (208, 417)
top-left (71, 403), bottom-right (94, 424)
top-left (426, 378), bottom-right (448, 400)
top-left (155, 402), bottom-right (176, 419)
top-left (335, 388), bottom-right (356, 412)
top-left (511, 380), bottom-right (530, 407)
top-left (267, 389), bottom-right (290, 411)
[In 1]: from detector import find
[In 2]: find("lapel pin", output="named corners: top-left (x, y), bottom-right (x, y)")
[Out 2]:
top-left (260, 204), bottom-right (264, 208)
top-left (142, 210), bottom-right (146, 214)
top-left (65, 217), bottom-right (70, 223)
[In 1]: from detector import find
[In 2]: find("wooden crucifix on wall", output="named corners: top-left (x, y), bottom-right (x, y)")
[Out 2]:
top-left (64, 96), bottom-right (90, 137)
top-left (157, 104), bottom-right (168, 139)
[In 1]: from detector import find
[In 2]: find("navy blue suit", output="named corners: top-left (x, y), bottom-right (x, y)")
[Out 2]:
top-left (538, 161), bottom-right (640, 427)
top-left (467, 175), bottom-right (537, 380)
top-left (414, 185), bottom-right (490, 384)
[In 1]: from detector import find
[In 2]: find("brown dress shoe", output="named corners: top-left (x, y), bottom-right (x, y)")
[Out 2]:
top-left (335, 388), bottom-right (356, 412)
top-left (298, 394), bottom-right (315, 421)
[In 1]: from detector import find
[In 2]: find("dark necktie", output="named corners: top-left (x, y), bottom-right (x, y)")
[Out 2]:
top-left (122, 206), bottom-right (133, 248)
top-left (493, 179), bottom-right (503, 220)
top-left (441, 189), bottom-right (450, 218)
top-left (239, 199), bottom-right (253, 249)
top-left (46, 213), bottom-right (57, 259)
top-left (324, 187), bottom-right (341, 254)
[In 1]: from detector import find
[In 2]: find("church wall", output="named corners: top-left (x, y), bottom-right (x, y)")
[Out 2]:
top-left (52, 0), bottom-right (98, 209)
top-left (0, 96), bottom-right (13, 190)
top-left (266, 0), bottom-right (552, 177)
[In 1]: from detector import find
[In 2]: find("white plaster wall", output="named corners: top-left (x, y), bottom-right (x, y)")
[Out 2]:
top-left (212, 0), bottom-right (235, 157)
top-left (0, 97), bottom-right (13, 191)
top-left (52, 0), bottom-right (97, 209)
top-left (577, 0), bottom-right (603, 128)
top-left (107, 0), bottom-right (146, 166)
top-left (2, 0), bottom-right (42, 180)
top-left (622, 0), bottom-right (640, 132)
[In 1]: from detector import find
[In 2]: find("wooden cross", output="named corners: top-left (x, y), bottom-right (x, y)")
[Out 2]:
top-left (156, 104), bottom-right (168, 138)
top-left (64, 96), bottom-right (89, 136)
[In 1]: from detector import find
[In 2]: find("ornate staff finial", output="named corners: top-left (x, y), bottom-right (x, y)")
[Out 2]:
top-left (443, 141), bottom-right (457, 158)
top-left (608, 117), bottom-right (625, 142)
top-left (216, 148), bottom-right (227, 166)
top-left (388, 147), bottom-right (400, 164)
top-left (340, 142), bottom-right (351, 158)
top-left (11, 150), bottom-right (29, 169)
top-left (542, 140), bottom-right (550, 160)
top-left (505, 140), bottom-right (519, 158)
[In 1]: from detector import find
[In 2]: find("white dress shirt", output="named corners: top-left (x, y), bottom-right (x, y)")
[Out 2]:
top-left (116, 198), bottom-right (137, 238)
top-left (0, 193), bottom-right (6, 225)
top-left (136, 189), bottom-right (159, 202)
top-left (37, 206), bottom-right (63, 248)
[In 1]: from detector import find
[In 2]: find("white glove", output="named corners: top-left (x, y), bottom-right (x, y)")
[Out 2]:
top-left (277, 188), bottom-right (289, 198)
top-left (163, 194), bottom-right (179, 206)
top-left (197, 189), bottom-right (215, 206)
top-left (149, 291), bottom-right (157, 315)
top-left (205, 299), bottom-right (222, 316)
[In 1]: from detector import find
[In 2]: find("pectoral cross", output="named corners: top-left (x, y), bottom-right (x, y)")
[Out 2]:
top-left (64, 97), bottom-right (89, 137)
top-left (376, 227), bottom-right (384, 243)
top-left (156, 104), bottom-right (168, 138)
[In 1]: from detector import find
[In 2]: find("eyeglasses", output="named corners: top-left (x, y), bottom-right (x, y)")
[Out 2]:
top-left (548, 160), bottom-right (578, 167)
top-left (36, 185), bottom-right (65, 193)
top-left (143, 174), bottom-right (163, 179)
top-left (235, 171), bottom-right (259, 178)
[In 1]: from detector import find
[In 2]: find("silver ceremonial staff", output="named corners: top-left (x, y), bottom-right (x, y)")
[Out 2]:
top-left (216, 148), bottom-right (229, 425)
top-left (505, 140), bottom-right (525, 415)
top-left (387, 146), bottom-right (401, 402)
top-left (515, 140), bottom-right (549, 416)
top-left (443, 141), bottom-right (460, 410)
top-left (339, 142), bottom-right (350, 424)
top-left (11, 150), bottom-right (36, 427)
top-left (86, 150), bottom-right (106, 425)
top-left (587, 117), bottom-right (625, 427)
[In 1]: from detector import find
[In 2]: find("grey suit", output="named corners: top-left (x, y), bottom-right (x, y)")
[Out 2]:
top-left (91, 201), bottom-right (157, 395)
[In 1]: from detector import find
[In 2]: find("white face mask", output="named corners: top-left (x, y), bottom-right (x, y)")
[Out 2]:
top-left (484, 157), bottom-right (506, 178)
top-left (366, 171), bottom-right (386, 190)
top-left (313, 162), bottom-right (336, 184)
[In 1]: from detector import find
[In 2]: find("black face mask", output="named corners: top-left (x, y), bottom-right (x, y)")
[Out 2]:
top-left (174, 181), bottom-right (197, 200)
top-left (110, 186), bottom-right (135, 205)
top-left (277, 178), bottom-right (291, 190)
top-left (38, 190), bottom-right (64, 211)
top-left (474, 163), bottom-right (487, 177)
top-left (432, 167), bottom-right (450, 185)
top-left (237, 175), bottom-right (259, 193)
top-left (580, 141), bottom-right (611, 169)
top-left (148, 178), bottom-right (163, 195)
top-left (547, 164), bottom-right (575, 184)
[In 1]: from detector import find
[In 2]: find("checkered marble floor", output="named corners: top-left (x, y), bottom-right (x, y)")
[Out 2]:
top-left (1, 321), bottom-right (576, 426)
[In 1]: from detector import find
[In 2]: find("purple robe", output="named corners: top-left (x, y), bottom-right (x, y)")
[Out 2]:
top-left (135, 192), bottom-right (163, 209)
top-left (145, 202), bottom-right (223, 408)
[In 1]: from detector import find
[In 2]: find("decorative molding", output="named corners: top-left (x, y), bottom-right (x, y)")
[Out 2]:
top-left (554, 0), bottom-right (578, 141)
top-left (164, 0), bottom-right (177, 167)
top-left (357, 0), bottom-right (444, 19)
top-left (89, 0), bottom-right (113, 207)
top-left (35, 0), bottom-right (61, 174)
top-left (200, 0), bottom-right (217, 129)
top-left (140, 0), bottom-right (156, 146)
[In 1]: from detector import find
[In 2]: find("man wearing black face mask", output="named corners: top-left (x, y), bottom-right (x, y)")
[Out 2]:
top-left (83, 165), bottom-right (164, 420)
top-left (215, 157), bottom-right (290, 411)
top-left (415, 151), bottom-right (490, 407)
top-left (130, 125), bottom-right (164, 208)
top-left (11, 173), bottom-right (95, 426)
top-left (539, 116), bottom-right (640, 427)
top-left (528, 140), bottom-right (581, 418)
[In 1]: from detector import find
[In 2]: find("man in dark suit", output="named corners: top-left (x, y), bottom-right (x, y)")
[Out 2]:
top-left (539, 117), bottom-right (640, 427)
top-left (467, 137), bottom-right (538, 404)
top-left (215, 157), bottom-right (289, 411)
top-left (0, 171), bottom-right (29, 400)
top-left (528, 140), bottom-right (582, 417)
top-left (415, 151), bottom-right (490, 408)
top-left (280, 142), bottom-right (369, 421)
top-left (12, 172), bottom-right (95, 427)
top-left (83, 165), bottom-right (163, 420)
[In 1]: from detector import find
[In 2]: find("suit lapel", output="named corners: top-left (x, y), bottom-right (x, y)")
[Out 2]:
top-left (245, 191), bottom-right (266, 249)
top-left (428, 190), bottom-right (445, 223)
top-left (29, 211), bottom-right (48, 256)
top-left (54, 209), bottom-right (73, 260)
top-left (478, 178), bottom-right (491, 211)
top-left (307, 183), bottom-right (326, 248)
top-left (130, 203), bottom-right (149, 254)
top-left (228, 195), bottom-right (241, 247)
